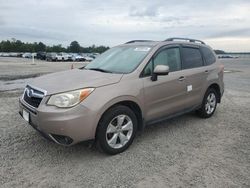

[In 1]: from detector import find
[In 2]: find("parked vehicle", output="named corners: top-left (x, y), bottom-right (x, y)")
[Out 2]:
top-left (19, 37), bottom-right (224, 155)
top-left (72, 54), bottom-right (85, 61)
top-left (46, 52), bottom-right (71, 61)
top-left (22, 53), bottom-right (32, 58)
top-left (9, 52), bottom-right (19, 57)
top-left (1, 53), bottom-right (9, 57)
top-left (60, 52), bottom-right (71, 61)
top-left (46, 53), bottom-right (57, 61)
top-left (16, 53), bottom-right (23, 57)
top-left (84, 56), bottom-right (94, 61)
top-left (218, 55), bottom-right (239, 59)
top-left (32, 53), bottom-right (37, 58)
top-left (36, 52), bottom-right (47, 60)
top-left (55, 53), bottom-right (63, 61)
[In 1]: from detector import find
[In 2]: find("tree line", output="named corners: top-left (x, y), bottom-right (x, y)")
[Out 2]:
top-left (0, 39), bottom-right (109, 53)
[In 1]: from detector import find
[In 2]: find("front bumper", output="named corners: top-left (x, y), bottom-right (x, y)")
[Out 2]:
top-left (19, 98), bottom-right (98, 146)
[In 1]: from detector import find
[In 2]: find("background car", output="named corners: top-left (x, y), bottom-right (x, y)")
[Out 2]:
top-left (71, 54), bottom-right (86, 61)
top-left (60, 52), bottom-right (71, 61)
top-left (22, 53), bottom-right (32, 58)
top-left (84, 56), bottom-right (94, 62)
top-left (46, 52), bottom-right (57, 61)
top-left (36, 52), bottom-right (47, 60)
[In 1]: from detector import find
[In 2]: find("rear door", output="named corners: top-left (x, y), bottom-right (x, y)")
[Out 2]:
top-left (142, 46), bottom-right (188, 122)
top-left (180, 45), bottom-right (207, 107)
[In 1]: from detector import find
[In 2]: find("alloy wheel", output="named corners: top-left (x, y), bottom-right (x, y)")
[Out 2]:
top-left (106, 114), bottom-right (133, 149)
top-left (205, 93), bottom-right (216, 114)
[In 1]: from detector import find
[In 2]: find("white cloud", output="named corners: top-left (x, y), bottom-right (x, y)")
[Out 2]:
top-left (0, 0), bottom-right (250, 51)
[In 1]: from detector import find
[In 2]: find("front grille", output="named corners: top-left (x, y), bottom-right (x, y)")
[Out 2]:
top-left (23, 86), bottom-right (45, 108)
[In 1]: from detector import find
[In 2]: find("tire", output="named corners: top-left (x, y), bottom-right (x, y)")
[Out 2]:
top-left (197, 88), bottom-right (218, 118)
top-left (96, 105), bottom-right (138, 155)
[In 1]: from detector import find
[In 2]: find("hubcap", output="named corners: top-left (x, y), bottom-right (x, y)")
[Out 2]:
top-left (106, 114), bottom-right (133, 149)
top-left (205, 93), bottom-right (216, 114)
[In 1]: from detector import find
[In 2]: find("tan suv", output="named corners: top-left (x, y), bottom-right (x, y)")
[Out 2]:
top-left (19, 38), bottom-right (224, 154)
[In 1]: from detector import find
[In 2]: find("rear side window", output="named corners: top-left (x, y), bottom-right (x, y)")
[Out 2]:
top-left (182, 47), bottom-right (203, 69)
top-left (200, 46), bottom-right (216, 65)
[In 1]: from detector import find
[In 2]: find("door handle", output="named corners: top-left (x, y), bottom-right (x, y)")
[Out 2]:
top-left (205, 70), bottom-right (209, 73)
top-left (178, 76), bottom-right (185, 81)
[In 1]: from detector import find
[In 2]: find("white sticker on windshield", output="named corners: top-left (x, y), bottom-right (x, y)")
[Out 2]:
top-left (134, 47), bottom-right (151, 52)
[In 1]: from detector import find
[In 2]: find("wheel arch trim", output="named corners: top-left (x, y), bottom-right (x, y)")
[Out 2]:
top-left (93, 96), bottom-right (144, 138)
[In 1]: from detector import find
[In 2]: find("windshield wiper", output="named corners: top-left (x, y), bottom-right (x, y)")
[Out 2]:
top-left (79, 66), bottom-right (86, 70)
top-left (88, 68), bottom-right (112, 73)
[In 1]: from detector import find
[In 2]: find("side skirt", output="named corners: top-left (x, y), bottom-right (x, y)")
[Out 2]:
top-left (145, 105), bottom-right (201, 127)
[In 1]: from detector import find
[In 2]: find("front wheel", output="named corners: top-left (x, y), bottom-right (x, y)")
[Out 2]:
top-left (197, 88), bottom-right (218, 118)
top-left (96, 105), bottom-right (137, 155)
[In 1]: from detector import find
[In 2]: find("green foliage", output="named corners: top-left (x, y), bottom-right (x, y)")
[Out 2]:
top-left (69, 41), bottom-right (81, 53)
top-left (0, 39), bottom-right (109, 53)
top-left (46, 44), bottom-right (66, 53)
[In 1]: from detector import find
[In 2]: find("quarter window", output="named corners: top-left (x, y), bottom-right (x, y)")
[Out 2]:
top-left (182, 47), bottom-right (203, 69)
top-left (200, 46), bottom-right (216, 65)
top-left (143, 60), bottom-right (153, 77)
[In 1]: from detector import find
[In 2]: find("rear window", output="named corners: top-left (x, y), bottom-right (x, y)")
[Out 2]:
top-left (200, 46), bottom-right (216, 65)
top-left (182, 47), bottom-right (203, 69)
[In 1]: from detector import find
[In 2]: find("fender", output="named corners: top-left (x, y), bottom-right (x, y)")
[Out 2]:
top-left (92, 95), bottom-right (144, 135)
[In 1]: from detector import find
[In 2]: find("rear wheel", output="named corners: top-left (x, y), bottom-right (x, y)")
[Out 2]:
top-left (96, 105), bottom-right (137, 155)
top-left (197, 88), bottom-right (218, 118)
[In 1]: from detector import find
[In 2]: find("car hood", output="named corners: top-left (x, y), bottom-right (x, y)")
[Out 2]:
top-left (28, 69), bottom-right (123, 95)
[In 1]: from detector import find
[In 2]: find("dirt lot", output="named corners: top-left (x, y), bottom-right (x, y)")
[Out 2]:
top-left (0, 57), bottom-right (249, 187)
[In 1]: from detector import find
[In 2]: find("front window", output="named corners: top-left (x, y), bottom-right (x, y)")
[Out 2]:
top-left (154, 47), bottom-right (181, 72)
top-left (142, 47), bottom-right (181, 77)
top-left (85, 46), bottom-right (151, 73)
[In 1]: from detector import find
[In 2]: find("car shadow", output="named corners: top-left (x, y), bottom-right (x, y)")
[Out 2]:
top-left (23, 111), bottom-right (213, 161)
top-left (45, 113), bottom-right (187, 146)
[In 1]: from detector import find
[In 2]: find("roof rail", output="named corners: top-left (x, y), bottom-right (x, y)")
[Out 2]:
top-left (165, 37), bottom-right (205, 44)
top-left (125, 40), bottom-right (154, 44)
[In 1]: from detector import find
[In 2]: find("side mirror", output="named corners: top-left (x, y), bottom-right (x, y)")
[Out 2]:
top-left (151, 65), bottom-right (169, 81)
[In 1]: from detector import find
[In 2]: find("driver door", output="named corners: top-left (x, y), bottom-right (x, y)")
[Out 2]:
top-left (142, 46), bottom-right (188, 122)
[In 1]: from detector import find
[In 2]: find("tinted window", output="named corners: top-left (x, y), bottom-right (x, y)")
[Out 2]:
top-left (182, 47), bottom-right (203, 69)
top-left (154, 48), bottom-right (181, 72)
top-left (201, 46), bottom-right (216, 65)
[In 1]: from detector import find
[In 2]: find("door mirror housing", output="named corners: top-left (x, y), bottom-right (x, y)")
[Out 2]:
top-left (151, 65), bottom-right (169, 81)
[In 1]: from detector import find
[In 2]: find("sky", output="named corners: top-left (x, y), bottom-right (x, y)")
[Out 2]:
top-left (0, 0), bottom-right (250, 52)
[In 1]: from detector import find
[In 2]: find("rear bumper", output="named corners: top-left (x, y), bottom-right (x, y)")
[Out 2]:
top-left (19, 98), bottom-right (98, 146)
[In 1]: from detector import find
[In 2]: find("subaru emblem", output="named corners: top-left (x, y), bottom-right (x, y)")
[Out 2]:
top-left (27, 88), bottom-right (34, 98)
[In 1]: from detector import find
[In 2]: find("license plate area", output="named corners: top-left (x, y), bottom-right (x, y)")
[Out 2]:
top-left (22, 109), bottom-right (30, 122)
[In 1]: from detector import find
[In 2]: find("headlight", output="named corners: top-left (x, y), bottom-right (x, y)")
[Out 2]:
top-left (47, 88), bottom-right (94, 108)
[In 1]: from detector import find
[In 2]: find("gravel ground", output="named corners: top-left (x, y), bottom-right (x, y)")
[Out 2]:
top-left (0, 57), bottom-right (249, 187)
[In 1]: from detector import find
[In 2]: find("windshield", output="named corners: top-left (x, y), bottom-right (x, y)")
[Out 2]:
top-left (85, 46), bottom-right (151, 73)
